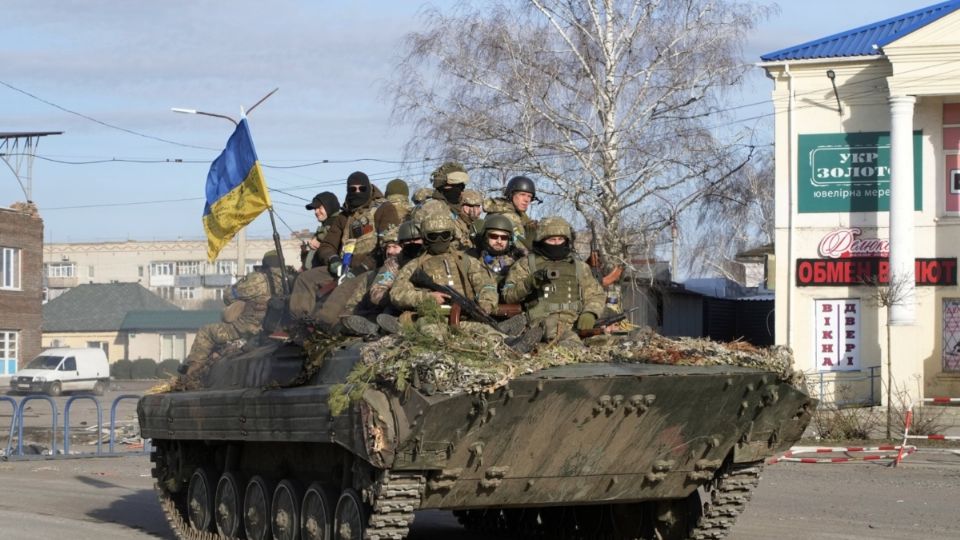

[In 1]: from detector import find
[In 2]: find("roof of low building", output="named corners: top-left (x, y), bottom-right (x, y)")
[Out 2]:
top-left (42, 283), bottom-right (179, 332)
top-left (761, 0), bottom-right (960, 61)
top-left (120, 309), bottom-right (221, 331)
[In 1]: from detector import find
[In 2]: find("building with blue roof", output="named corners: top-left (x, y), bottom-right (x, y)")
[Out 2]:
top-left (759, 1), bottom-right (960, 404)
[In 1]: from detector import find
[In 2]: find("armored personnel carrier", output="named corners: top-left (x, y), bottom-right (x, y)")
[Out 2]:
top-left (138, 335), bottom-right (814, 540)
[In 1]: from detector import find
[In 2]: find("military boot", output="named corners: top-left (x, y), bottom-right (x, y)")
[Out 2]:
top-left (505, 324), bottom-right (544, 354)
top-left (495, 313), bottom-right (528, 337)
top-left (342, 315), bottom-right (380, 337)
top-left (377, 314), bottom-right (401, 335)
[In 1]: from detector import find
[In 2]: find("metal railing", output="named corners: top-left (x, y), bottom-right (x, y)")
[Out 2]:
top-left (808, 366), bottom-right (881, 407)
top-left (0, 393), bottom-right (146, 459)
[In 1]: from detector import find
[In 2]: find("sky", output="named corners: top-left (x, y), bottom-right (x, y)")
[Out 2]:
top-left (0, 0), bottom-right (940, 244)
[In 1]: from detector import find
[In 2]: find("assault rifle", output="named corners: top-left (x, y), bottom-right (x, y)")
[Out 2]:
top-left (577, 306), bottom-right (639, 338)
top-left (410, 268), bottom-right (500, 328)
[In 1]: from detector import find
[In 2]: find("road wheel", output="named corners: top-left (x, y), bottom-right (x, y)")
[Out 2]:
top-left (333, 489), bottom-right (366, 540)
top-left (46, 381), bottom-right (62, 397)
top-left (215, 471), bottom-right (245, 538)
top-left (301, 482), bottom-right (335, 540)
top-left (272, 479), bottom-right (303, 540)
top-left (187, 467), bottom-right (217, 532)
top-left (244, 475), bottom-right (275, 540)
top-left (92, 381), bottom-right (107, 396)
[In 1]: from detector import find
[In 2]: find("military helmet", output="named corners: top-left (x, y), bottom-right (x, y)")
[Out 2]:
top-left (420, 212), bottom-right (455, 235)
top-left (261, 250), bottom-right (282, 268)
top-left (461, 189), bottom-right (483, 206)
top-left (381, 225), bottom-right (400, 245)
top-left (430, 161), bottom-right (468, 189)
top-left (385, 178), bottom-right (409, 198)
top-left (505, 175), bottom-right (536, 198)
top-left (483, 213), bottom-right (514, 234)
top-left (412, 187), bottom-right (433, 204)
top-left (535, 216), bottom-right (572, 242)
top-left (397, 220), bottom-right (421, 242)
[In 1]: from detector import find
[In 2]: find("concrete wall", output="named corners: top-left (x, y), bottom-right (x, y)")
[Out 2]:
top-left (0, 206), bottom-right (44, 373)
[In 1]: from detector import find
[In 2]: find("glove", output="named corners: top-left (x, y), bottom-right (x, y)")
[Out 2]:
top-left (529, 269), bottom-right (550, 288)
top-left (328, 258), bottom-right (343, 276)
top-left (576, 312), bottom-right (597, 331)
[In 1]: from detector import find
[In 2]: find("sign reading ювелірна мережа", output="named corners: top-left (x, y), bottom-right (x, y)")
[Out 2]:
top-left (798, 131), bottom-right (922, 213)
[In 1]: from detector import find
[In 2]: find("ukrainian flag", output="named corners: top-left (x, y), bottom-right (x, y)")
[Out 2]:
top-left (202, 118), bottom-right (271, 261)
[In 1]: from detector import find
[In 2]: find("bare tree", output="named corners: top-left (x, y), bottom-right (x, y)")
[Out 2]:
top-left (684, 148), bottom-right (774, 279)
top-left (389, 0), bottom-right (772, 270)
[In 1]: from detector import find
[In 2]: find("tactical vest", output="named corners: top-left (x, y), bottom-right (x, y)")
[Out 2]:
top-left (340, 203), bottom-right (382, 259)
top-left (418, 252), bottom-right (476, 299)
top-left (524, 254), bottom-right (583, 320)
top-left (234, 268), bottom-right (285, 326)
top-left (387, 194), bottom-right (411, 221)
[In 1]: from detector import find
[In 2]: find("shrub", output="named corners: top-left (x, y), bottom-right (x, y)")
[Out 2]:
top-left (157, 359), bottom-right (182, 378)
top-left (131, 358), bottom-right (159, 379)
top-left (111, 359), bottom-right (133, 380)
top-left (808, 404), bottom-right (881, 441)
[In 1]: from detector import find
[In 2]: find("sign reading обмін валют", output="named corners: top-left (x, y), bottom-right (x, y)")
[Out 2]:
top-left (798, 131), bottom-right (922, 213)
top-left (795, 228), bottom-right (958, 286)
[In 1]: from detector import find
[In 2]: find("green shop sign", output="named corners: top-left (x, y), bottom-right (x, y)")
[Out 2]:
top-left (797, 131), bottom-right (922, 213)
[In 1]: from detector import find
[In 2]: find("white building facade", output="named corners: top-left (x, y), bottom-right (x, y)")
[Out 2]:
top-left (762, 2), bottom-right (960, 404)
top-left (43, 237), bottom-right (302, 309)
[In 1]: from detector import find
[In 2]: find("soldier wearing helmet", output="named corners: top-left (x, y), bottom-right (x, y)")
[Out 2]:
top-left (179, 251), bottom-right (287, 383)
top-left (390, 211), bottom-right (498, 316)
top-left (501, 217), bottom-right (605, 345)
top-left (467, 213), bottom-right (525, 288)
top-left (385, 178), bottom-right (412, 221)
top-left (412, 162), bottom-right (476, 249)
top-left (483, 175), bottom-right (539, 251)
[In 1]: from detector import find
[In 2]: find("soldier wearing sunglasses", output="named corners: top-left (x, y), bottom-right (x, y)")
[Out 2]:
top-left (467, 214), bottom-right (525, 288)
top-left (412, 161), bottom-right (476, 250)
top-left (483, 175), bottom-right (540, 252)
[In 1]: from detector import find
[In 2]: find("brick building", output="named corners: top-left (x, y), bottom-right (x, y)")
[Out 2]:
top-left (0, 203), bottom-right (43, 374)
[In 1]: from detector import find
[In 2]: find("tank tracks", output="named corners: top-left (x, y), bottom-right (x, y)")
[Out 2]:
top-left (151, 444), bottom-right (425, 540)
top-left (366, 471), bottom-right (425, 540)
top-left (687, 463), bottom-right (763, 540)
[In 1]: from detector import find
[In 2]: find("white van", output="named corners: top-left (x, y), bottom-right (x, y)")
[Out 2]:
top-left (9, 348), bottom-right (111, 396)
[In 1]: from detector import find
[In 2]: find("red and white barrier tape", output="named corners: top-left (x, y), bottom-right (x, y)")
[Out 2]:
top-left (770, 445), bottom-right (915, 464)
top-left (895, 396), bottom-right (960, 466)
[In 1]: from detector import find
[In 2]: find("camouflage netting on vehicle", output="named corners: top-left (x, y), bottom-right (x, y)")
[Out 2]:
top-left (326, 310), bottom-right (803, 415)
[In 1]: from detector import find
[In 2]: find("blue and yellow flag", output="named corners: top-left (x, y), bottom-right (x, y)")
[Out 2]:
top-left (202, 118), bottom-right (272, 261)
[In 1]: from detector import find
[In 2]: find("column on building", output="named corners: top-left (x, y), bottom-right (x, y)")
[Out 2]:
top-left (887, 95), bottom-right (916, 325)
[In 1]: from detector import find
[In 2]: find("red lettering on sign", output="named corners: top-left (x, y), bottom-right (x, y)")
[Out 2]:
top-left (822, 357), bottom-right (834, 366)
top-left (846, 344), bottom-right (855, 352)
top-left (822, 344), bottom-right (834, 353)
top-left (822, 331), bottom-right (833, 339)
top-left (823, 317), bottom-right (832, 326)
top-left (822, 303), bottom-right (834, 313)
top-left (878, 260), bottom-right (889, 283)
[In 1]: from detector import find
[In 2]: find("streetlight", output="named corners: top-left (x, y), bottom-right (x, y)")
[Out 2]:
top-left (172, 88), bottom-right (278, 278)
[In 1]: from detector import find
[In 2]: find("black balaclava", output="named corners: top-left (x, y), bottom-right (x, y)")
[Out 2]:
top-left (426, 239), bottom-right (451, 255)
top-left (401, 242), bottom-right (424, 261)
top-left (440, 183), bottom-right (465, 205)
top-left (345, 171), bottom-right (372, 209)
top-left (533, 239), bottom-right (571, 261)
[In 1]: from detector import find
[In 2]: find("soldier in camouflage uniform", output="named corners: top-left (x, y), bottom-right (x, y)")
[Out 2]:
top-left (412, 187), bottom-right (433, 205)
top-left (181, 251), bottom-right (286, 378)
top-left (502, 217), bottom-right (605, 345)
top-left (301, 191), bottom-right (340, 271)
top-left (466, 214), bottom-right (524, 289)
top-left (483, 175), bottom-right (539, 252)
top-left (385, 178), bottom-right (412, 221)
top-left (289, 171), bottom-right (400, 319)
top-left (412, 162), bottom-right (475, 250)
top-left (390, 212), bottom-right (498, 319)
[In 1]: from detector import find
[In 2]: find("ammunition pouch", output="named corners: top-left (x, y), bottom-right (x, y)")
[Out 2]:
top-left (261, 296), bottom-right (289, 333)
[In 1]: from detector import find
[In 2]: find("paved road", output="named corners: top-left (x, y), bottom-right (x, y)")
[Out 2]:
top-left (0, 452), bottom-right (958, 539)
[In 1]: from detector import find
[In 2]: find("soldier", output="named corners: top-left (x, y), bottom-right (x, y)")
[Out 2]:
top-left (301, 191), bottom-right (340, 271)
top-left (390, 212), bottom-right (498, 321)
top-left (289, 171), bottom-right (400, 319)
top-left (501, 217), bottom-right (605, 345)
top-left (340, 221), bottom-right (420, 336)
top-left (413, 162), bottom-right (475, 249)
top-left (483, 175), bottom-right (539, 251)
top-left (460, 189), bottom-right (483, 224)
top-left (179, 251), bottom-right (286, 379)
top-left (467, 213), bottom-right (524, 288)
top-left (385, 178), bottom-right (412, 221)
top-left (412, 187), bottom-right (433, 205)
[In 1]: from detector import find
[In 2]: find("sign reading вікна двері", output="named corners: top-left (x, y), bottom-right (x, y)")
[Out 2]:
top-left (798, 131), bottom-right (922, 213)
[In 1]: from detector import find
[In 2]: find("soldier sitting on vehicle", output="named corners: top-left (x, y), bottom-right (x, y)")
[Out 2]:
top-left (301, 191), bottom-right (340, 271)
top-left (385, 178), bottom-right (412, 221)
top-left (289, 171), bottom-right (400, 319)
top-left (501, 217), bottom-right (606, 346)
top-left (178, 251), bottom-right (286, 382)
top-left (412, 162), bottom-right (476, 250)
top-left (483, 175), bottom-right (539, 252)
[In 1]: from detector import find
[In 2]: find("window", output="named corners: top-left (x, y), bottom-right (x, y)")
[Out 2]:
top-left (244, 261), bottom-right (256, 274)
top-left (214, 288), bottom-right (225, 300)
top-left (88, 265), bottom-right (95, 278)
top-left (0, 331), bottom-right (17, 375)
top-left (150, 262), bottom-right (174, 276)
top-left (161, 333), bottom-right (186, 361)
top-left (138, 266), bottom-right (144, 278)
top-left (177, 261), bottom-right (202, 275)
top-left (1, 248), bottom-right (21, 289)
top-left (216, 260), bottom-right (237, 275)
top-left (156, 286), bottom-right (174, 300)
top-left (176, 287), bottom-right (197, 300)
top-left (45, 262), bottom-right (77, 278)
top-left (61, 357), bottom-right (77, 371)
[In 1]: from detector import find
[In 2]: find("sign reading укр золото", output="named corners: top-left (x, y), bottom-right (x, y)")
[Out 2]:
top-left (798, 131), bottom-right (922, 213)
